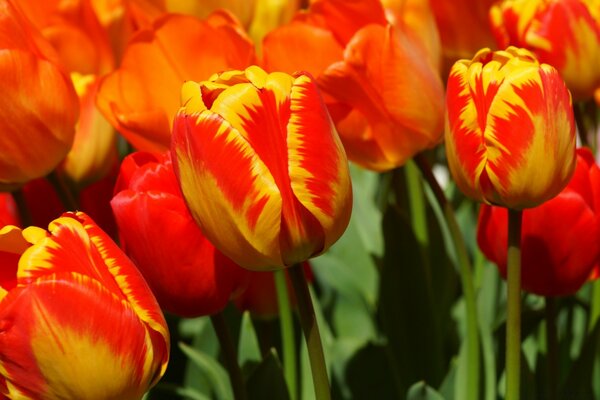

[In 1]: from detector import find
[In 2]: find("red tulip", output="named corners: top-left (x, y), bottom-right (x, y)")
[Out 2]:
top-left (0, 212), bottom-right (169, 398)
top-left (111, 151), bottom-right (249, 317)
top-left (478, 148), bottom-right (600, 296)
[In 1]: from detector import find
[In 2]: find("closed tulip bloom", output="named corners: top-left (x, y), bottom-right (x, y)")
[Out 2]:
top-left (490, 0), bottom-right (600, 100)
top-left (478, 148), bottom-right (600, 296)
top-left (111, 151), bottom-right (249, 317)
top-left (97, 10), bottom-right (255, 152)
top-left (0, 212), bottom-right (169, 399)
top-left (0, 0), bottom-right (79, 190)
top-left (172, 66), bottom-right (352, 270)
top-left (445, 47), bottom-right (576, 209)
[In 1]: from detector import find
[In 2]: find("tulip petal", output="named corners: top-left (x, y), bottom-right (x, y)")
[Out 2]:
top-left (287, 74), bottom-right (352, 252)
top-left (15, 213), bottom-right (169, 369)
top-left (0, 273), bottom-right (163, 399)
top-left (173, 110), bottom-right (284, 269)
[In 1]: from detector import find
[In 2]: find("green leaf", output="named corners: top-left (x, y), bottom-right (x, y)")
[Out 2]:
top-left (378, 205), bottom-right (446, 393)
top-left (343, 342), bottom-right (397, 399)
top-left (246, 349), bottom-right (290, 400)
top-left (561, 317), bottom-right (600, 398)
top-left (238, 311), bottom-right (261, 367)
top-left (406, 381), bottom-right (446, 400)
top-left (178, 341), bottom-right (234, 400)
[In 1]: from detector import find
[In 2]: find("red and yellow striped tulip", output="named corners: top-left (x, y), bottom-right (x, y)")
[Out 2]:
top-left (0, 212), bottom-right (169, 399)
top-left (0, 0), bottom-right (79, 190)
top-left (171, 66), bottom-right (352, 270)
top-left (445, 47), bottom-right (576, 209)
top-left (490, 0), bottom-right (600, 100)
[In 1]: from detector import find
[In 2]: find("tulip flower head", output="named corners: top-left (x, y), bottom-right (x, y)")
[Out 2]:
top-left (490, 0), bottom-right (600, 100)
top-left (172, 66), bottom-right (352, 270)
top-left (0, 212), bottom-right (169, 399)
top-left (445, 47), bottom-right (576, 209)
top-left (111, 151), bottom-right (249, 317)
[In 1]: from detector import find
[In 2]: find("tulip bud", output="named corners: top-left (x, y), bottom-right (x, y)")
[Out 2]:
top-left (111, 151), bottom-right (249, 317)
top-left (0, 0), bottom-right (78, 190)
top-left (171, 66), bottom-right (352, 270)
top-left (0, 212), bottom-right (169, 399)
top-left (445, 47), bottom-right (576, 209)
top-left (478, 148), bottom-right (600, 296)
top-left (490, 0), bottom-right (600, 100)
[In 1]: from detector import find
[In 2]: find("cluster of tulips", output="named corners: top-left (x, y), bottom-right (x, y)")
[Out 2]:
top-left (1, 0), bottom-right (600, 399)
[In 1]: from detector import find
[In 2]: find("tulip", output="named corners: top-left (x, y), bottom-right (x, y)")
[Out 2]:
top-left (0, 0), bottom-right (79, 190)
top-left (445, 47), bottom-right (576, 209)
top-left (490, 0), bottom-right (600, 100)
top-left (478, 148), bottom-right (600, 296)
top-left (111, 151), bottom-right (249, 317)
top-left (0, 212), bottom-right (169, 399)
top-left (97, 10), bottom-right (255, 152)
top-left (171, 66), bottom-right (352, 270)
top-left (263, 0), bottom-right (444, 171)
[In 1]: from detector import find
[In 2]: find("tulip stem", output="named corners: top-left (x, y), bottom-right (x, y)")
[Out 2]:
top-left (210, 313), bottom-right (247, 400)
top-left (589, 280), bottom-right (600, 332)
top-left (289, 263), bottom-right (330, 400)
top-left (414, 153), bottom-right (480, 400)
top-left (545, 296), bottom-right (558, 400)
top-left (506, 209), bottom-right (523, 400)
top-left (274, 269), bottom-right (298, 400)
top-left (11, 189), bottom-right (32, 227)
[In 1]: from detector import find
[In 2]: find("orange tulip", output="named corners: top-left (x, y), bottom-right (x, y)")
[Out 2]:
top-left (0, 0), bottom-right (78, 190)
top-left (445, 47), bottom-right (576, 209)
top-left (490, 0), bottom-right (600, 100)
top-left (97, 10), bottom-right (255, 152)
top-left (263, 0), bottom-right (444, 171)
top-left (0, 212), bottom-right (169, 399)
top-left (318, 23), bottom-right (445, 171)
top-left (171, 66), bottom-right (352, 270)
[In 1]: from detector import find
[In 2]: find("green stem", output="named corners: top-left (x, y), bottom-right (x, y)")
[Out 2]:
top-left (545, 297), bottom-right (558, 400)
top-left (589, 280), bottom-right (600, 333)
top-left (506, 209), bottom-right (523, 400)
top-left (274, 269), bottom-right (297, 400)
top-left (288, 263), bottom-right (330, 400)
top-left (405, 160), bottom-right (429, 249)
top-left (210, 313), bottom-right (247, 400)
top-left (11, 189), bottom-right (32, 227)
top-left (414, 153), bottom-right (480, 400)
top-left (47, 171), bottom-right (79, 211)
